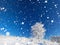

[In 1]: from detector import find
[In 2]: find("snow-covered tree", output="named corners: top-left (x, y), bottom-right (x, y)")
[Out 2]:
top-left (31, 22), bottom-right (46, 39)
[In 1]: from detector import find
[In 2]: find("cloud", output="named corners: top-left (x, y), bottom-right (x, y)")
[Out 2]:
top-left (0, 22), bottom-right (59, 45)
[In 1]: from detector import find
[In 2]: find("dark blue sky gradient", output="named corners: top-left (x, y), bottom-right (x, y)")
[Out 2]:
top-left (0, 0), bottom-right (60, 39)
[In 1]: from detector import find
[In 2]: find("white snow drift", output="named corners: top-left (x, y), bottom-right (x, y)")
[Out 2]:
top-left (0, 22), bottom-right (59, 45)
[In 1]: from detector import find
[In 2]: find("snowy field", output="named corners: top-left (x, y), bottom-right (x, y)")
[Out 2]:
top-left (0, 36), bottom-right (59, 45)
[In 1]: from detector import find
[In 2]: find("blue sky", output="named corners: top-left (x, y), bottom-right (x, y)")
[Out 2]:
top-left (0, 0), bottom-right (60, 39)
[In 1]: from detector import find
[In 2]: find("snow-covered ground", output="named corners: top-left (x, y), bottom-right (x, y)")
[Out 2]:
top-left (0, 22), bottom-right (59, 45)
top-left (0, 36), bottom-right (59, 45)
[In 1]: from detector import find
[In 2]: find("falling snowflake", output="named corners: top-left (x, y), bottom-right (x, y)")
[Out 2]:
top-left (6, 32), bottom-right (10, 36)
top-left (45, 0), bottom-right (48, 3)
top-left (21, 22), bottom-right (25, 25)
top-left (47, 17), bottom-right (49, 19)
top-left (37, 0), bottom-right (39, 1)
top-left (0, 27), bottom-right (5, 31)
top-left (54, 4), bottom-right (58, 8)
top-left (51, 20), bottom-right (54, 23)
